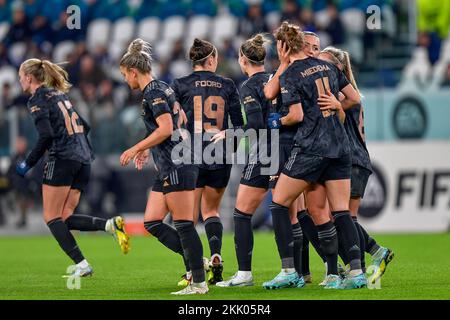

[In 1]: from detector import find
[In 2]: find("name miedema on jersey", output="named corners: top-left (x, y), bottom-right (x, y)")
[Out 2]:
top-left (170, 128), bottom-right (280, 175)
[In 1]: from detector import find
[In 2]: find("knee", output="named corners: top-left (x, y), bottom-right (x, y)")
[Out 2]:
top-left (144, 220), bottom-right (163, 237)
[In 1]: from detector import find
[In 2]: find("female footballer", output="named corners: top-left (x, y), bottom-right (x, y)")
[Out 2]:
top-left (16, 59), bottom-right (129, 278)
top-left (170, 38), bottom-right (244, 285)
top-left (264, 22), bottom-right (364, 290)
top-left (318, 46), bottom-right (394, 285)
top-left (119, 39), bottom-right (207, 295)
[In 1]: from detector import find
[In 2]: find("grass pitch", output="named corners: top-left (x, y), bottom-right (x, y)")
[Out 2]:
top-left (1, 232), bottom-right (449, 300)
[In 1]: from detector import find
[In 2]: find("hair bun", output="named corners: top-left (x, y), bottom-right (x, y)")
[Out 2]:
top-left (128, 38), bottom-right (152, 55)
top-left (193, 38), bottom-right (203, 48)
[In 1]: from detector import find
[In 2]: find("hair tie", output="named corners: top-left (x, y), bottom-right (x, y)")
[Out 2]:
top-left (240, 47), bottom-right (265, 64)
top-left (192, 46), bottom-right (216, 62)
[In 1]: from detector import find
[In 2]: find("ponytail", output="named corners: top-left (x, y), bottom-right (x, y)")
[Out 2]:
top-left (20, 59), bottom-right (71, 93)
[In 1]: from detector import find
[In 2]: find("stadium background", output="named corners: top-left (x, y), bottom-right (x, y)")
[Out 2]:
top-left (0, 0), bottom-right (449, 237)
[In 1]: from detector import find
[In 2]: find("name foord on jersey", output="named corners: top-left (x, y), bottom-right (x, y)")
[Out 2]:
top-left (195, 80), bottom-right (222, 88)
top-left (300, 64), bottom-right (331, 78)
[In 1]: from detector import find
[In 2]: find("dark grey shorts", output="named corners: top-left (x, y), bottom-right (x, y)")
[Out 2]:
top-left (350, 165), bottom-right (372, 198)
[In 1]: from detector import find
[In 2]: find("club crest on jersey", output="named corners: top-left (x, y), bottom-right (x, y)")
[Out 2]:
top-left (30, 105), bottom-right (41, 113)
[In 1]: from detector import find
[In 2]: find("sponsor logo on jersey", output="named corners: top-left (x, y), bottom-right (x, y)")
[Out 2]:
top-left (30, 105), bottom-right (41, 113)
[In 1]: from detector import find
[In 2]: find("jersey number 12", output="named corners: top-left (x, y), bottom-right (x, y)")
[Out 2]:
top-left (58, 100), bottom-right (84, 135)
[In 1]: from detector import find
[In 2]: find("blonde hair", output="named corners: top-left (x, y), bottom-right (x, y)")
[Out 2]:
top-left (20, 58), bottom-right (71, 93)
top-left (120, 38), bottom-right (153, 73)
top-left (240, 33), bottom-right (271, 65)
top-left (321, 46), bottom-right (360, 95)
top-left (274, 21), bottom-right (304, 54)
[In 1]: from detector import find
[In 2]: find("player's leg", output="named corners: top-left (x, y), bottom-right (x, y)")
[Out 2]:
top-left (61, 163), bottom-right (130, 253)
top-left (325, 176), bottom-right (366, 289)
top-left (143, 188), bottom-right (190, 283)
top-left (217, 182), bottom-right (267, 287)
top-left (43, 184), bottom-right (92, 276)
top-left (263, 172), bottom-right (308, 289)
top-left (42, 159), bottom-right (92, 277)
top-left (306, 183), bottom-right (340, 289)
top-left (289, 195), bottom-right (304, 285)
top-left (200, 165), bottom-right (231, 284)
top-left (350, 166), bottom-right (394, 284)
top-left (166, 166), bottom-right (207, 295)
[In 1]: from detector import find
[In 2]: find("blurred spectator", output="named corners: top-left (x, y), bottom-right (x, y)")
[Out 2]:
top-left (3, 4), bottom-right (31, 46)
top-left (441, 63), bottom-right (450, 87)
top-left (280, 0), bottom-right (300, 24)
top-left (7, 137), bottom-right (35, 228)
top-left (417, 0), bottom-right (450, 64)
top-left (158, 60), bottom-right (174, 85)
top-left (238, 4), bottom-right (268, 38)
top-left (78, 54), bottom-right (107, 101)
top-left (323, 2), bottom-right (344, 45)
top-left (1, 83), bottom-right (12, 109)
top-left (299, 7), bottom-right (316, 32)
top-left (0, 0), bottom-right (12, 23)
top-left (0, 162), bottom-right (10, 226)
top-left (170, 39), bottom-right (186, 61)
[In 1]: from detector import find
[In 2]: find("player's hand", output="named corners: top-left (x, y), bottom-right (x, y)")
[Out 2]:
top-left (15, 161), bottom-right (30, 177)
top-left (133, 149), bottom-right (150, 171)
top-left (211, 130), bottom-right (226, 144)
top-left (277, 40), bottom-right (291, 66)
top-left (318, 89), bottom-right (342, 112)
top-left (120, 147), bottom-right (139, 167)
top-left (268, 112), bottom-right (282, 129)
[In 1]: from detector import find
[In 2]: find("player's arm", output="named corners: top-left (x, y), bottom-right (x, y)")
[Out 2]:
top-left (211, 81), bottom-right (244, 144)
top-left (228, 81), bottom-right (245, 128)
top-left (120, 92), bottom-right (174, 166)
top-left (17, 104), bottom-right (53, 176)
top-left (264, 40), bottom-right (290, 100)
top-left (318, 90), bottom-right (346, 123)
top-left (336, 68), bottom-right (360, 110)
top-left (268, 71), bottom-right (303, 128)
top-left (281, 103), bottom-right (303, 125)
top-left (241, 85), bottom-right (264, 131)
top-left (120, 113), bottom-right (173, 166)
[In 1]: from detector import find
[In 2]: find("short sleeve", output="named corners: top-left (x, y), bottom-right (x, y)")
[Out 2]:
top-left (280, 70), bottom-right (301, 106)
top-left (226, 79), bottom-right (244, 126)
top-left (336, 68), bottom-right (350, 91)
top-left (240, 84), bottom-right (261, 116)
top-left (171, 79), bottom-right (181, 102)
top-left (147, 90), bottom-right (171, 119)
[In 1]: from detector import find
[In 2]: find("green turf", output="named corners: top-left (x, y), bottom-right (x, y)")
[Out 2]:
top-left (0, 232), bottom-right (449, 300)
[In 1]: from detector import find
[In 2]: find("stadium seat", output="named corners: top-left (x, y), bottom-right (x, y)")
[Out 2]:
top-left (137, 17), bottom-right (161, 44)
top-left (111, 17), bottom-right (136, 46)
top-left (109, 18), bottom-right (136, 62)
top-left (169, 59), bottom-right (191, 79)
top-left (314, 9), bottom-right (331, 29)
top-left (154, 40), bottom-right (175, 60)
top-left (161, 16), bottom-right (185, 41)
top-left (0, 22), bottom-right (9, 42)
top-left (186, 15), bottom-right (211, 41)
top-left (340, 8), bottom-right (365, 36)
top-left (265, 11), bottom-right (281, 32)
top-left (7, 42), bottom-right (27, 66)
top-left (212, 14), bottom-right (238, 44)
top-left (0, 65), bottom-right (19, 97)
top-left (87, 19), bottom-right (111, 52)
top-left (52, 40), bottom-right (76, 63)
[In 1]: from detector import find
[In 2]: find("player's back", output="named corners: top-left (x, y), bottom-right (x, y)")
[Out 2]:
top-left (280, 57), bottom-right (350, 158)
top-left (172, 71), bottom-right (243, 168)
top-left (28, 86), bottom-right (93, 164)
